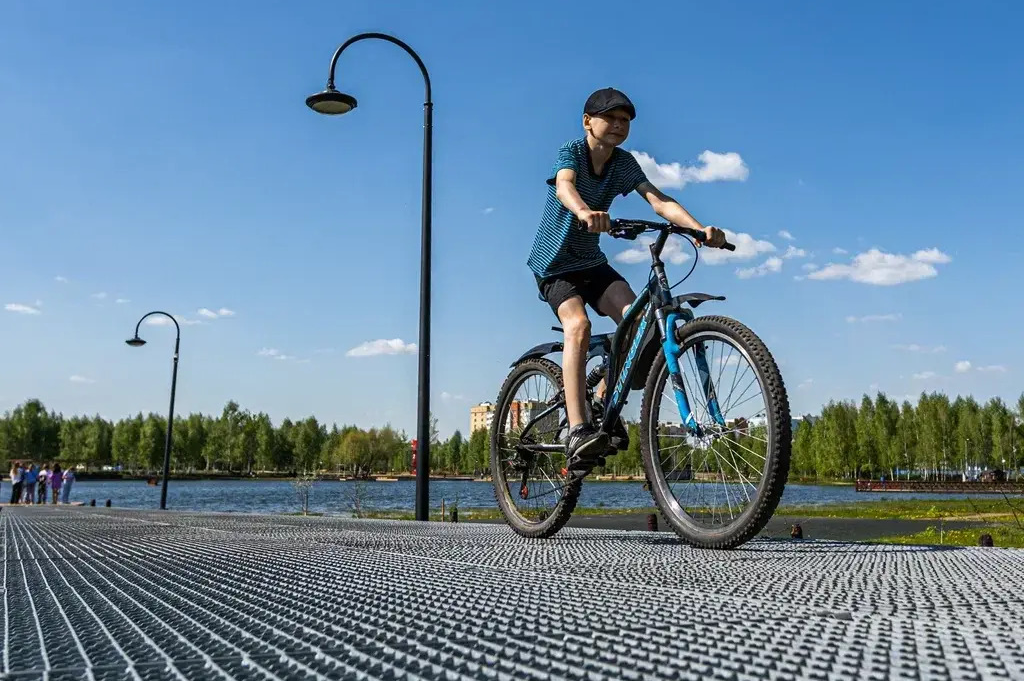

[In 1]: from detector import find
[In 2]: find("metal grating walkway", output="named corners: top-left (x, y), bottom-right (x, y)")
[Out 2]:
top-left (3, 507), bottom-right (1023, 680)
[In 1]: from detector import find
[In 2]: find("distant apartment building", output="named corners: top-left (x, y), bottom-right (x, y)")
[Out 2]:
top-left (470, 402), bottom-right (495, 434)
top-left (470, 400), bottom-right (553, 435)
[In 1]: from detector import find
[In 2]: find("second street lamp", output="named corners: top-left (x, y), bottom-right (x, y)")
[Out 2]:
top-left (306, 32), bottom-right (433, 521)
top-left (125, 311), bottom-right (181, 511)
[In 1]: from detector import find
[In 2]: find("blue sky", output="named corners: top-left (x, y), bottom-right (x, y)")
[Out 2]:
top-left (2, 1), bottom-right (1022, 438)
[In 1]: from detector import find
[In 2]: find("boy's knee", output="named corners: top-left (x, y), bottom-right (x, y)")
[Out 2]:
top-left (564, 314), bottom-right (591, 344)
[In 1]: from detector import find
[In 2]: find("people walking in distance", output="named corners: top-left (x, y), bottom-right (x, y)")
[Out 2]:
top-left (61, 466), bottom-right (76, 504)
top-left (50, 463), bottom-right (62, 504)
top-left (8, 462), bottom-right (23, 504)
top-left (37, 463), bottom-right (50, 504)
top-left (22, 463), bottom-right (38, 504)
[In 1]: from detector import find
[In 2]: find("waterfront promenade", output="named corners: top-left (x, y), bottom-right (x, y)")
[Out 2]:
top-left (3, 506), bottom-right (1023, 680)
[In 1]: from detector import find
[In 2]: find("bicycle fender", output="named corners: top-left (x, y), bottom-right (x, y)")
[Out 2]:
top-left (668, 292), bottom-right (726, 309)
top-left (511, 342), bottom-right (563, 366)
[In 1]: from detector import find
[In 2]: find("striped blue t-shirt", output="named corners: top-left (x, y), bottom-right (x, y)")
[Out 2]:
top-left (527, 138), bottom-right (648, 279)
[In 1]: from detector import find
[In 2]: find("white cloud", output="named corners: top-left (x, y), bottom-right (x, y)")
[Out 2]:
top-left (913, 371), bottom-right (937, 380)
top-left (146, 315), bottom-right (201, 327)
top-left (90, 292), bottom-right (107, 300)
top-left (55, 276), bottom-right (69, 283)
top-left (614, 235), bottom-right (691, 265)
top-left (846, 313), bottom-right (901, 323)
top-left (69, 375), bottom-right (95, 384)
top-left (912, 248), bottom-right (952, 265)
top-left (736, 256), bottom-right (783, 279)
top-left (808, 248), bottom-right (951, 286)
top-left (257, 348), bottom-right (300, 361)
top-left (630, 150), bottom-right (749, 189)
top-left (954, 361), bottom-right (972, 373)
top-left (197, 307), bottom-right (235, 319)
top-left (116, 298), bottom-right (130, 304)
top-left (893, 344), bottom-right (946, 354)
top-left (978, 365), bottom-right (1008, 373)
top-left (483, 207), bottom-right (495, 214)
top-left (313, 348), bottom-right (335, 355)
top-left (833, 248), bottom-right (848, 255)
top-left (5, 303), bottom-right (41, 315)
top-left (346, 338), bottom-right (418, 357)
top-left (798, 379), bottom-right (813, 390)
top-left (441, 391), bottom-right (465, 401)
top-left (802, 263), bottom-right (819, 272)
top-left (700, 230), bottom-right (776, 265)
top-left (778, 230), bottom-right (795, 241)
top-left (782, 246), bottom-right (807, 259)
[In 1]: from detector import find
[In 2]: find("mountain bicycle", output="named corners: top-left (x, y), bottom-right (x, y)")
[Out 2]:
top-left (490, 219), bottom-right (791, 549)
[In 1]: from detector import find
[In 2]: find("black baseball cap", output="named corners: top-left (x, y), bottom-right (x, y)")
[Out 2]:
top-left (584, 87), bottom-right (636, 120)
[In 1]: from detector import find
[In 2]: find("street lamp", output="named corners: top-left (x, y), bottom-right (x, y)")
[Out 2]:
top-left (125, 311), bottom-right (181, 510)
top-left (306, 33), bottom-right (433, 522)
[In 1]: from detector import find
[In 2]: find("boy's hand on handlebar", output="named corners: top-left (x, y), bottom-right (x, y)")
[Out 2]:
top-left (700, 225), bottom-right (727, 248)
top-left (578, 209), bottom-right (611, 233)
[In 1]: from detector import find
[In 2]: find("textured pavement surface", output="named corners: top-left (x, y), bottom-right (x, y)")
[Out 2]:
top-left (2, 507), bottom-right (1023, 680)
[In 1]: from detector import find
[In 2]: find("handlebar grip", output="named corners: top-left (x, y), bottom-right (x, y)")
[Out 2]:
top-left (722, 241), bottom-right (736, 251)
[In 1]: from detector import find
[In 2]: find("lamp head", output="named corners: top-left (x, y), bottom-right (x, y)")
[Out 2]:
top-left (125, 336), bottom-right (146, 348)
top-left (306, 88), bottom-right (357, 115)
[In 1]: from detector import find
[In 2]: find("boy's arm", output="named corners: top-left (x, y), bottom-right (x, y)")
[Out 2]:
top-left (636, 181), bottom-right (726, 247)
top-left (554, 168), bottom-right (611, 233)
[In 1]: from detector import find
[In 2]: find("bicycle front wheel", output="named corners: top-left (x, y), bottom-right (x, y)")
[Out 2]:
top-left (639, 315), bottom-right (790, 549)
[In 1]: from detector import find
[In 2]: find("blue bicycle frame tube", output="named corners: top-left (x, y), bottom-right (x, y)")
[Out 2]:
top-left (693, 341), bottom-right (727, 426)
top-left (662, 311), bottom-right (700, 434)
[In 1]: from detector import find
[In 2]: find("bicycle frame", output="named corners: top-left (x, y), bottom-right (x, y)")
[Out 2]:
top-left (517, 226), bottom-right (727, 451)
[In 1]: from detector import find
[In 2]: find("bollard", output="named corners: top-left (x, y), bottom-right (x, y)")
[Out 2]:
top-left (90, 499), bottom-right (96, 507)
top-left (979, 533), bottom-right (994, 547)
top-left (791, 524), bottom-right (803, 540)
top-left (451, 507), bottom-right (458, 523)
top-left (440, 499), bottom-right (445, 523)
top-left (646, 513), bottom-right (658, 531)
top-left (105, 499), bottom-right (111, 507)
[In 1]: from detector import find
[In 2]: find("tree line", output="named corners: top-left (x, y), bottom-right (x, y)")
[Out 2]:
top-left (2, 391), bottom-right (1022, 480)
top-left (0, 399), bottom-right (491, 477)
top-left (792, 392), bottom-right (1024, 480)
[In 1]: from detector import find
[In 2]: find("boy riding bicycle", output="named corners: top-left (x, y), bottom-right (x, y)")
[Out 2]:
top-left (526, 87), bottom-right (726, 471)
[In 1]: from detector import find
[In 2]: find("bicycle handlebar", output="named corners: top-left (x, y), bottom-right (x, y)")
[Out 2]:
top-left (608, 219), bottom-right (737, 251)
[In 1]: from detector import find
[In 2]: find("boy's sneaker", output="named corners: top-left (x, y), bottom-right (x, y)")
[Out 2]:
top-left (565, 424), bottom-right (609, 474)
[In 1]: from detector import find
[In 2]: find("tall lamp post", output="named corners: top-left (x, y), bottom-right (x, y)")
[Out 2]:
top-left (306, 33), bottom-right (433, 521)
top-left (125, 311), bottom-right (181, 510)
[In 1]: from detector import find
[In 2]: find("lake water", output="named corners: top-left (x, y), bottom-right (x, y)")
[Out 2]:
top-left (35, 479), bottom-right (1021, 516)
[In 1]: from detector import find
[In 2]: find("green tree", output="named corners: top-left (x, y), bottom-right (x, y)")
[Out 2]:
top-left (447, 430), bottom-right (464, 474)
top-left (139, 414), bottom-right (166, 471)
top-left (791, 418), bottom-right (816, 478)
top-left (873, 394), bottom-right (900, 479)
top-left (111, 414), bottom-right (142, 470)
top-left (253, 413), bottom-right (277, 473)
top-left (467, 428), bottom-right (489, 476)
top-left (855, 396), bottom-right (878, 477)
top-left (293, 417), bottom-right (326, 472)
top-left (896, 400), bottom-right (918, 479)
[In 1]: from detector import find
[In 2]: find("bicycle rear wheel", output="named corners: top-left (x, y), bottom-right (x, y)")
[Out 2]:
top-left (490, 358), bottom-right (580, 538)
top-left (639, 315), bottom-right (790, 549)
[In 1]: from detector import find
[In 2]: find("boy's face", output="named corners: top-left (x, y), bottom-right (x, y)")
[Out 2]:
top-left (584, 108), bottom-right (632, 146)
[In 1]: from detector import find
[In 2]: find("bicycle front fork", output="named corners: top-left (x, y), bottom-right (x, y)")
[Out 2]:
top-left (661, 310), bottom-right (726, 436)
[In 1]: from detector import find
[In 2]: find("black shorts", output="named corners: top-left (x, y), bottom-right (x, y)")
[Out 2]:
top-left (535, 263), bottom-right (626, 319)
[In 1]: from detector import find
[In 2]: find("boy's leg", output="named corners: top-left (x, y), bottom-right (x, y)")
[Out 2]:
top-left (555, 296), bottom-right (590, 429)
top-left (538, 271), bottom-right (610, 465)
